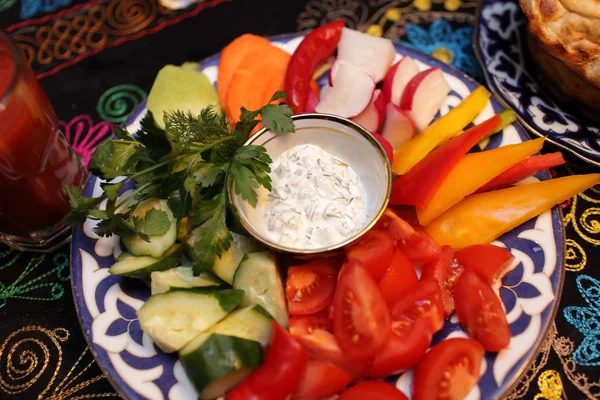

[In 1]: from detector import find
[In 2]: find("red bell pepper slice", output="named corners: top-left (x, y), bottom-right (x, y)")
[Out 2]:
top-left (225, 321), bottom-right (308, 400)
top-left (389, 110), bottom-right (514, 208)
top-left (284, 20), bottom-right (345, 114)
top-left (476, 152), bottom-right (565, 193)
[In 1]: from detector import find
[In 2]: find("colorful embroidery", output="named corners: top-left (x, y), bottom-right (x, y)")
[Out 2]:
top-left (96, 84), bottom-right (147, 123)
top-left (0, 249), bottom-right (69, 309)
top-left (59, 114), bottom-right (113, 166)
top-left (534, 370), bottom-right (564, 400)
top-left (0, 0), bottom-right (17, 12)
top-left (0, 326), bottom-right (118, 398)
top-left (563, 275), bottom-right (600, 367)
top-left (7, 0), bottom-right (228, 79)
top-left (20, 0), bottom-right (73, 20)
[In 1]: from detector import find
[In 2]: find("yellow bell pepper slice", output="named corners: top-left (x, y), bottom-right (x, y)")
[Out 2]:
top-left (392, 86), bottom-right (491, 175)
top-left (425, 173), bottom-right (600, 248)
top-left (417, 138), bottom-right (545, 225)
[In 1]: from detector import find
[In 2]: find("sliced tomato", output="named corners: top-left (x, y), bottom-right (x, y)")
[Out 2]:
top-left (333, 262), bottom-right (391, 359)
top-left (378, 249), bottom-right (419, 308)
top-left (370, 317), bottom-right (432, 377)
top-left (226, 321), bottom-right (308, 400)
top-left (339, 381), bottom-right (408, 400)
top-left (412, 338), bottom-right (485, 400)
top-left (454, 269), bottom-right (511, 351)
top-left (286, 259), bottom-right (338, 315)
top-left (376, 209), bottom-right (441, 263)
top-left (346, 229), bottom-right (394, 281)
top-left (421, 245), bottom-right (464, 318)
top-left (289, 311), bottom-right (369, 377)
top-left (390, 278), bottom-right (444, 334)
top-left (293, 360), bottom-right (353, 399)
top-left (455, 244), bottom-right (516, 290)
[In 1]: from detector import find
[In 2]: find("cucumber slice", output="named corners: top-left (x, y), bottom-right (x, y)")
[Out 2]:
top-left (179, 333), bottom-right (262, 399)
top-left (150, 266), bottom-right (223, 295)
top-left (137, 288), bottom-right (243, 353)
top-left (122, 198), bottom-right (177, 258)
top-left (109, 244), bottom-right (182, 280)
top-left (211, 305), bottom-right (273, 347)
top-left (185, 232), bottom-right (262, 284)
top-left (233, 251), bottom-right (288, 328)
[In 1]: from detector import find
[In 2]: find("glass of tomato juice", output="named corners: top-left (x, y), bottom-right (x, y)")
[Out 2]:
top-left (0, 30), bottom-right (84, 252)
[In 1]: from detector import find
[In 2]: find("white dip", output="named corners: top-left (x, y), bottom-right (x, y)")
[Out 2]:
top-left (256, 144), bottom-right (367, 250)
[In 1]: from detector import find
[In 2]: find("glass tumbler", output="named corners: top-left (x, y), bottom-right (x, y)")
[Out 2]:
top-left (0, 30), bottom-right (85, 252)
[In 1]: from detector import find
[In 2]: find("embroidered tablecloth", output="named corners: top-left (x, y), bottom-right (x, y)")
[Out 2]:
top-left (0, 1), bottom-right (598, 398)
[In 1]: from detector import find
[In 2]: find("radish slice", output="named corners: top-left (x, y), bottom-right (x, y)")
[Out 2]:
top-left (315, 63), bottom-right (375, 118)
top-left (337, 28), bottom-right (395, 83)
top-left (305, 87), bottom-right (319, 113)
top-left (352, 89), bottom-right (384, 132)
top-left (399, 68), bottom-right (451, 132)
top-left (381, 103), bottom-right (416, 150)
top-left (382, 57), bottom-right (420, 106)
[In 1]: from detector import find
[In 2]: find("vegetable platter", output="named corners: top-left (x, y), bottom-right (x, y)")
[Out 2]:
top-left (69, 23), bottom-right (598, 400)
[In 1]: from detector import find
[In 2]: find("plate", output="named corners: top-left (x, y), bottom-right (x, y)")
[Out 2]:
top-left (70, 33), bottom-right (565, 400)
top-left (474, 0), bottom-right (600, 166)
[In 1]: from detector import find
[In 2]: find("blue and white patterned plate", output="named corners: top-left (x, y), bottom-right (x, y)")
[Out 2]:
top-left (70, 34), bottom-right (566, 400)
top-left (474, 0), bottom-right (600, 166)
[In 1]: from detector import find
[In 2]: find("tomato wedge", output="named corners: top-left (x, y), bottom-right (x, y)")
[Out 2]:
top-left (378, 249), bottom-right (419, 308)
top-left (289, 311), bottom-right (369, 377)
top-left (226, 321), bottom-right (307, 400)
top-left (293, 360), bottom-right (352, 399)
top-left (339, 381), bottom-right (408, 400)
top-left (455, 244), bottom-right (516, 290)
top-left (286, 259), bottom-right (338, 315)
top-left (454, 269), bottom-right (511, 351)
top-left (390, 278), bottom-right (444, 333)
top-left (346, 229), bottom-right (394, 281)
top-left (421, 245), bottom-right (464, 318)
top-left (375, 209), bottom-right (441, 263)
top-left (333, 262), bottom-right (391, 359)
top-left (412, 338), bottom-right (485, 400)
top-left (370, 317), bottom-right (432, 377)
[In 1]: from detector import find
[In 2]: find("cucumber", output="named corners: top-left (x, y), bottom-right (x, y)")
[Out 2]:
top-left (122, 198), bottom-right (177, 258)
top-left (233, 251), bottom-right (288, 328)
top-left (109, 245), bottom-right (182, 280)
top-left (150, 266), bottom-right (223, 295)
top-left (179, 333), bottom-right (262, 399)
top-left (210, 305), bottom-right (273, 347)
top-left (137, 288), bottom-right (243, 353)
top-left (185, 232), bottom-right (262, 284)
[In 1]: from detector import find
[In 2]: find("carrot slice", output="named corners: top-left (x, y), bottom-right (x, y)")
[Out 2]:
top-left (217, 34), bottom-right (272, 105)
top-left (226, 45), bottom-right (291, 125)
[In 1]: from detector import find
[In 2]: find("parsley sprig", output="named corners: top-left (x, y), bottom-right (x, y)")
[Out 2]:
top-left (64, 91), bottom-right (294, 274)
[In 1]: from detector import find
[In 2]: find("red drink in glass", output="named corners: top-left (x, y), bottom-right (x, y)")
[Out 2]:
top-left (0, 30), bottom-right (84, 252)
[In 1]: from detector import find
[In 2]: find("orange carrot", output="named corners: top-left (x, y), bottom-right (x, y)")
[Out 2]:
top-left (226, 45), bottom-right (291, 125)
top-left (217, 34), bottom-right (272, 106)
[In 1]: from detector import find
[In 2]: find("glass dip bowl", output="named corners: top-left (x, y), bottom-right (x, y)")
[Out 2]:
top-left (229, 114), bottom-right (392, 256)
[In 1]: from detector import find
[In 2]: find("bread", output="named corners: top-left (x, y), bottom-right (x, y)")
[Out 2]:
top-left (527, 32), bottom-right (600, 111)
top-left (520, 0), bottom-right (600, 89)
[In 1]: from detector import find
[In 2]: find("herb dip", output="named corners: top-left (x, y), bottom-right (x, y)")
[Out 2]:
top-left (257, 144), bottom-right (367, 249)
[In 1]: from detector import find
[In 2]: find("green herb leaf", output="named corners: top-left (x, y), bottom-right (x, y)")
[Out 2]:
top-left (269, 91), bottom-right (288, 103)
top-left (62, 185), bottom-right (104, 226)
top-left (113, 126), bottom-right (132, 141)
top-left (88, 140), bottom-right (140, 179)
top-left (131, 208), bottom-right (171, 237)
top-left (101, 180), bottom-right (126, 201)
top-left (191, 192), bottom-right (231, 275)
top-left (136, 112), bottom-right (172, 161)
top-left (260, 103), bottom-right (295, 133)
